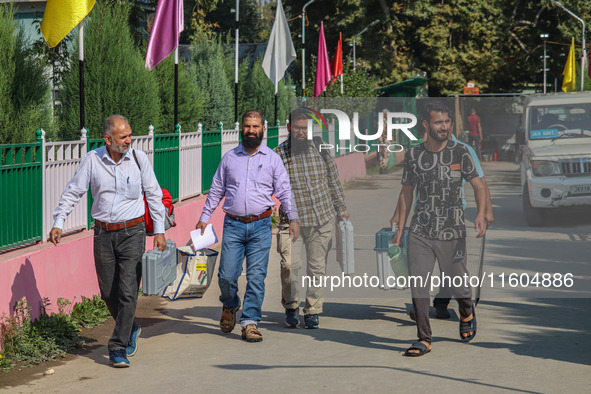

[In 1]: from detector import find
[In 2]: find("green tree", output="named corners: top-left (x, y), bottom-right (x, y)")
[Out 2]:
top-left (240, 56), bottom-right (295, 124)
top-left (205, 0), bottom-right (265, 43)
top-left (190, 33), bottom-right (233, 130)
top-left (153, 54), bottom-right (206, 132)
top-left (0, 4), bottom-right (52, 145)
top-left (58, 0), bottom-right (161, 140)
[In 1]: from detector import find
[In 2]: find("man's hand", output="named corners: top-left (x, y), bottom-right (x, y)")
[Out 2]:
top-left (289, 221), bottom-right (300, 242)
top-left (195, 221), bottom-right (207, 235)
top-left (392, 230), bottom-right (404, 248)
top-left (475, 215), bottom-right (487, 238)
top-left (49, 228), bottom-right (62, 246)
top-left (340, 212), bottom-right (350, 221)
top-left (153, 233), bottom-right (167, 251)
top-left (485, 209), bottom-right (495, 229)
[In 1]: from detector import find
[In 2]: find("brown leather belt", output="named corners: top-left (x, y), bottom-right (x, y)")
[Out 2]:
top-left (95, 216), bottom-right (144, 231)
top-left (226, 208), bottom-right (273, 223)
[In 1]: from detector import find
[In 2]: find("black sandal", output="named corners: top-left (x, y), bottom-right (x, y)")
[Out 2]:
top-left (220, 306), bottom-right (239, 333)
top-left (404, 341), bottom-right (431, 357)
top-left (459, 313), bottom-right (477, 342)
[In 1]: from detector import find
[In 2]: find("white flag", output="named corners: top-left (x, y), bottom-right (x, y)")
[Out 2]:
top-left (261, 0), bottom-right (296, 94)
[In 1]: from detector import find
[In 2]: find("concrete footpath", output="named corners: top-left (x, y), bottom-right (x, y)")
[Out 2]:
top-left (3, 161), bottom-right (591, 393)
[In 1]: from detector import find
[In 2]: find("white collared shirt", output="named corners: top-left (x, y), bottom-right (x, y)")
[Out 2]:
top-left (52, 147), bottom-right (165, 233)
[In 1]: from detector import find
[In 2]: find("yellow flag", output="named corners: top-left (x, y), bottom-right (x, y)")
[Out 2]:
top-left (41, 0), bottom-right (96, 48)
top-left (562, 37), bottom-right (576, 92)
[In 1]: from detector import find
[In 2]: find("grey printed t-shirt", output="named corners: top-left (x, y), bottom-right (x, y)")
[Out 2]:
top-left (401, 141), bottom-right (478, 240)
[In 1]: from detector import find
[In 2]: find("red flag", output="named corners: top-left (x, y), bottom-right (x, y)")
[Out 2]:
top-left (330, 33), bottom-right (343, 82)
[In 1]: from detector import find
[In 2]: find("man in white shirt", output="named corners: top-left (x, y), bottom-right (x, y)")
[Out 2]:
top-left (49, 115), bottom-right (166, 368)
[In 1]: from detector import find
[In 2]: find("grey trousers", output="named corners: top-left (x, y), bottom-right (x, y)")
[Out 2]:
top-left (277, 221), bottom-right (333, 314)
top-left (407, 232), bottom-right (473, 344)
top-left (93, 222), bottom-right (146, 351)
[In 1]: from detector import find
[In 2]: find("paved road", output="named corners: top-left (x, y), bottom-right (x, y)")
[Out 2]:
top-left (3, 161), bottom-right (591, 393)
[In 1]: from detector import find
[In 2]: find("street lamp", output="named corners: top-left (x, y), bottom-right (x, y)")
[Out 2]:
top-left (550, 0), bottom-right (585, 91)
top-left (301, 0), bottom-right (316, 97)
top-left (353, 19), bottom-right (380, 71)
top-left (541, 33), bottom-right (549, 94)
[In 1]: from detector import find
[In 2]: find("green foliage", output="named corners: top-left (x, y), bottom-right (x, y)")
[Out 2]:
top-left (70, 295), bottom-right (110, 328)
top-left (190, 33), bottom-right (234, 130)
top-left (205, 0), bottom-right (265, 43)
top-left (0, 299), bottom-right (65, 372)
top-left (0, 4), bottom-right (52, 145)
top-left (0, 295), bottom-right (111, 372)
top-left (153, 55), bottom-right (206, 133)
top-left (32, 298), bottom-right (84, 353)
top-left (58, 0), bottom-right (161, 140)
top-left (240, 56), bottom-right (295, 124)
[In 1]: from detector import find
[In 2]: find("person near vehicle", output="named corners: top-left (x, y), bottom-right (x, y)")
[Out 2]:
top-left (468, 108), bottom-right (483, 158)
top-left (195, 110), bottom-right (294, 342)
top-left (49, 115), bottom-right (167, 367)
top-left (392, 119), bottom-right (495, 320)
top-left (275, 108), bottom-right (348, 329)
top-left (393, 102), bottom-right (487, 356)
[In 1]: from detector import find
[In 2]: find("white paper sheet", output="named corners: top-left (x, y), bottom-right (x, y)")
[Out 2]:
top-left (190, 225), bottom-right (218, 251)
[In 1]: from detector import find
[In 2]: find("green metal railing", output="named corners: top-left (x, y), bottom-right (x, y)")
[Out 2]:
top-left (0, 139), bottom-right (42, 251)
top-left (201, 124), bottom-right (222, 193)
top-left (154, 132), bottom-right (179, 201)
top-left (266, 126), bottom-right (279, 150)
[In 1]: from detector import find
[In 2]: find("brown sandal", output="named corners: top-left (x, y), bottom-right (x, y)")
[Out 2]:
top-left (241, 324), bottom-right (263, 342)
top-left (220, 306), bottom-right (239, 333)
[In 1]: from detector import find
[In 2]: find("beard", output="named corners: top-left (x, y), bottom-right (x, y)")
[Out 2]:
top-left (111, 141), bottom-right (130, 154)
top-left (291, 137), bottom-right (310, 154)
top-left (428, 127), bottom-right (449, 142)
top-left (242, 132), bottom-right (263, 149)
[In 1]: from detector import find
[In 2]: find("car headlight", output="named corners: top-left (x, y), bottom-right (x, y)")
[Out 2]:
top-left (531, 160), bottom-right (562, 176)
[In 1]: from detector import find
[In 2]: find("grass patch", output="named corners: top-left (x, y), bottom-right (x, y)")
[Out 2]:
top-left (1, 295), bottom-right (110, 372)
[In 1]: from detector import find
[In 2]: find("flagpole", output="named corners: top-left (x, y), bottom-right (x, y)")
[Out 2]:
top-left (79, 22), bottom-right (85, 131)
top-left (174, 47), bottom-right (179, 129)
top-left (301, 0), bottom-right (315, 97)
top-left (551, 1), bottom-right (585, 91)
top-left (275, 81), bottom-right (278, 124)
top-left (234, 0), bottom-right (239, 123)
top-left (340, 74), bottom-right (343, 94)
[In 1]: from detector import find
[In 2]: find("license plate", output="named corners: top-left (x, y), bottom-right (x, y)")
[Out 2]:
top-left (570, 185), bottom-right (591, 194)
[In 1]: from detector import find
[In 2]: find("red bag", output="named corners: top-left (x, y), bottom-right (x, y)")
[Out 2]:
top-left (144, 188), bottom-right (176, 235)
top-left (132, 150), bottom-right (176, 235)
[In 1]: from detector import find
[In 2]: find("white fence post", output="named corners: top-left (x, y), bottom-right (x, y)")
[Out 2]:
top-left (40, 128), bottom-right (47, 241)
top-left (263, 120), bottom-right (268, 147)
top-left (177, 124), bottom-right (182, 203)
top-left (148, 125), bottom-right (155, 167)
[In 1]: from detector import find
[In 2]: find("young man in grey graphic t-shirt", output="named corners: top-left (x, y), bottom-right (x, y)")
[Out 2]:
top-left (393, 102), bottom-right (487, 357)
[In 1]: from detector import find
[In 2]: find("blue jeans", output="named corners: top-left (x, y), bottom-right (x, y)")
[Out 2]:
top-left (218, 215), bottom-right (272, 324)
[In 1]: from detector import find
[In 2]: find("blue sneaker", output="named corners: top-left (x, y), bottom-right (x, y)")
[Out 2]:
top-left (304, 314), bottom-right (319, 329)
top-left (285, 308), bottom-right (299, 328)
top-left (126, 324), bottom-right (141, 357)
top-left (109, 349), bottom-right (130, 368)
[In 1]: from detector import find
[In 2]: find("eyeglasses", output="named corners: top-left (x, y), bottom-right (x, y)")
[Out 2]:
top-left (291, 126), bottom-right (307, 132)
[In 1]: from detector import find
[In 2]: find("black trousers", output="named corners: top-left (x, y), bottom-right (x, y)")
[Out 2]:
top-left (93, 222), bottom-right (145, 351)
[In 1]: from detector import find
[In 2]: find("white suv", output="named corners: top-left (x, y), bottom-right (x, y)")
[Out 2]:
top-left (517, 92), bottom-right (591, 226)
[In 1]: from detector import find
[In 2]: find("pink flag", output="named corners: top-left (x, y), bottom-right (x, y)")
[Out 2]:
top-left (314, 21), bottom-right (332, 97)
top-left (145, 0), bottom-right (184, 70)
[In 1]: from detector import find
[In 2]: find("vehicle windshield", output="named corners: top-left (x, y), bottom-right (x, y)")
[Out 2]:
top-left (528, 103), bottom-right (591, 140)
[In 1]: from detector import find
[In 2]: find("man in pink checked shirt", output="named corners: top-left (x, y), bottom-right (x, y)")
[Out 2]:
top-left (196, 110), bottom-right (296, 343)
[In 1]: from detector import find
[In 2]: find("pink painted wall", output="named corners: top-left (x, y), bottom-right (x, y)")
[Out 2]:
top-left (334, 152), bottom-right (366, 183)
top-left (0, 195), bottom-right (225, 319)
top-left (0, 154), bottom-right (365, 319)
